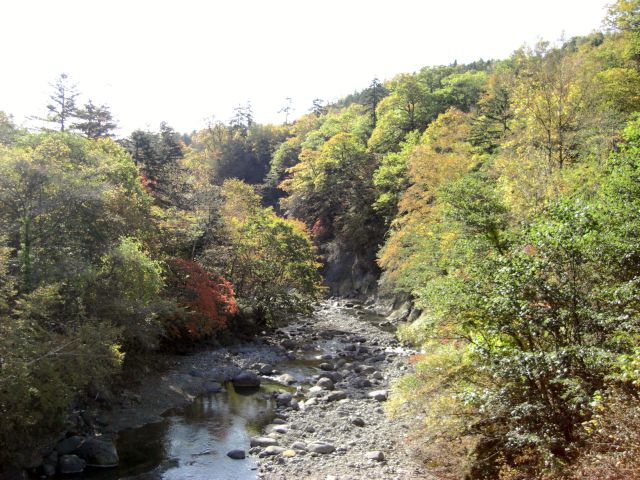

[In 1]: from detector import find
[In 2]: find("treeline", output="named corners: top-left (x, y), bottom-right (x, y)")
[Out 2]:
top-left (0, 90), bottom-right (322, 460)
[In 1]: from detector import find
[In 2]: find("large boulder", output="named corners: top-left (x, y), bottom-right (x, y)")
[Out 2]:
top-left (75, 437), bottom-right (118, 467)
top-left (56, 435), bottom-right (85, 455)
top-left (226, 449), bottom-right (245, 460)
top-left (276, 392), bottom-right (293, 407)
top-left (58, 455), bottom-right (86, 474)
top-left (232, 370), bottom-right (260, 388)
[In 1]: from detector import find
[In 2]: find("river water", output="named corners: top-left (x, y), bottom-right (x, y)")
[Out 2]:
top-left (77, 358), bottom-right (322, 480)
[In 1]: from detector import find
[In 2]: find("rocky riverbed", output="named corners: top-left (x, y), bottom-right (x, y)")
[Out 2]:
top-left (23, 300), bottom-right (430, 480)
top-left (248, 301), bottom-right (429, 480)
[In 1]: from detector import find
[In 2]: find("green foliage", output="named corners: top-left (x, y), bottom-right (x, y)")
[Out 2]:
top-left (440, 173), bottom-right (508, 252)
top-left (0, 282), bottom-right (123, 463)
top-left (72, 100), bottom-right (117, 139)
top-left (210, 180), bottom-right (324, 326)
top-left (373, 131), bottom-right (420, 224)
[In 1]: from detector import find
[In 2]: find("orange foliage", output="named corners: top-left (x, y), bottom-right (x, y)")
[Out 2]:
top-left (167, 259), bottom-right (238, 340)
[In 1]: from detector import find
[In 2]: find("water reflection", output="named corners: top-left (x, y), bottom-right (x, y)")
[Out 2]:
top-left (80, 383), bottom-right (276, 480)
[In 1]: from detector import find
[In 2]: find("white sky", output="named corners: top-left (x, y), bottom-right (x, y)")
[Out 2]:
top-left (1, 0), bottom-right (610, 135)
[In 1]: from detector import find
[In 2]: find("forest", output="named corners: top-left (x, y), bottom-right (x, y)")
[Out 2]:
top-left (2, 0), bottom-right (640, 478)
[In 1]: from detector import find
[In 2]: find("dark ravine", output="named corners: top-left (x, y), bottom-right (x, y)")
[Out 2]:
top-left (18, 301), bottom-right (427, 480)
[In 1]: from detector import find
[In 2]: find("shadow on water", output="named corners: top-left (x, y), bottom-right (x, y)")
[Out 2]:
top-left (77, 383), bottom-right (277, 480)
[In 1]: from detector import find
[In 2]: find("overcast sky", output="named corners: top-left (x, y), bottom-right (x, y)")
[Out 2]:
top-left (1, 0), bottom-right (611, 135)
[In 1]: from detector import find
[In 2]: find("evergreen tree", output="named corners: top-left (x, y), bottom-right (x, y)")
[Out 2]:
top-left (73, 100), bottom-right (117, 138)
top-left (46, 73), bottom-right (79, 131)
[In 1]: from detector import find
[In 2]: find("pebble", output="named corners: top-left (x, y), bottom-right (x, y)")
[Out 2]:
top-left (250, 437), bottom-right (279, 447)
top-left (365, 450), bottom-right (385, 461)
top-left (351, 417), bottom-right (365, 427)
top-left (307, 442), bottom-right (336, 454)
top-left (368, 390), bottom-right (388, 401)
top-left (316, 377), bottom-right (334, 390)
top-left (326, 390), bottom-right (347, 402)
top-left (263, 446), bottom-right (286, 456)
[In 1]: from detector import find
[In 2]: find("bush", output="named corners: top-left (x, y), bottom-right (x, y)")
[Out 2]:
top-left (0, 283), bottom-right (123, 463)
top-left (164, 259), bottom-right (237, 341)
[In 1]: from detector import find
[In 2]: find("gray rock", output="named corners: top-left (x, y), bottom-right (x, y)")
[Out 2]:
top-left (42, 461), bottom-right (56, 477)
top-left (319, 362), bottom-right (334, 371)
top-left (308, 386), bottom-right (324, 396)
top-left (272, 425), bottom-right (288, 434)
top-left (232, 370), bottom-right (260, 388)
top-left (307, 442), bottom-right (335, 454)
top-left (353, 378), bottom-right (372, 388)
top-left (326, 390), bottom-right (347, 402)
top-left (250, 437), bottom-right (278, 447)
top-left (58, 455), bottom-right (86, 474)
top-left (319, 371), bottom-right (342, 383)
top-left (316, 377), bottom-right (334, 390)
top-left (278, 373), bottom-right (296, 385)
top-left (75, 437), bottom-right (118, 467)
top-left (259, 364), bottom-right (274, 375)
top-left (351, 417), bottom-right (365, 427)
top-left (226, 449), bottom-right (246, 460)
top-left (372, 371), bottom-right (384, 380)
top-left (263, 446), bottom-right (286, 456)
top-left (56, 435), bottom-right (85, 455)
top-left (368, 390), bottom-right (388, 401)
top-left (276, 392), bottom-right (293, 406)
top-left (291, 441), bottom-right (306, 451)
top-left (203, 381), bottom-right (223, 393)
top-left (365, 450), bottom-right (385, 461)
